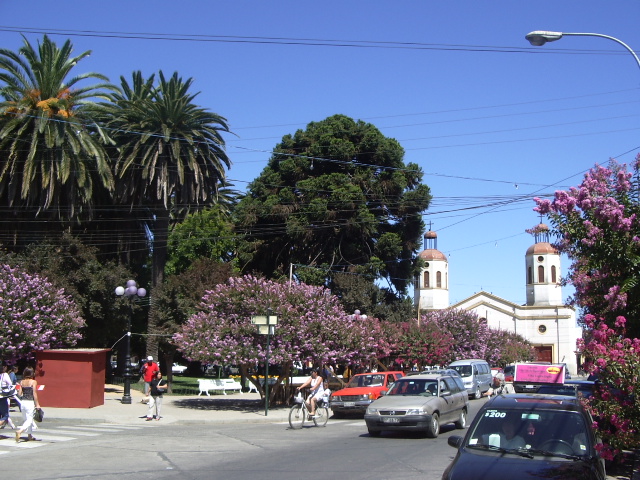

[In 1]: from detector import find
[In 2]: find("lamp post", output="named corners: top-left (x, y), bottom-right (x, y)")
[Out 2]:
top-left (115, 280), bottom-right (147, 405)
top-left (350, 310), bottom-right (367, 371)
top-left (525, 31), bottom-right (640, 71)
top-left (251, 310), bottom-right (278, 416)
top-left (350, 309), bottom-right (367, 321)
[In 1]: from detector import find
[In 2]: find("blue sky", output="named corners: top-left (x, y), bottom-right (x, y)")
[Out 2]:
top-left (1, 1), bottom-right (638, 307)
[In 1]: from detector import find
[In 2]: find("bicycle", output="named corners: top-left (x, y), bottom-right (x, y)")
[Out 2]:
top-left (288, 393), bottom-right (330, 429)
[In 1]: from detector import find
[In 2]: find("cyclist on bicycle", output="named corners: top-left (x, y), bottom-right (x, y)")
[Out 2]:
top-left (297, 368), bottom-right (325, 418)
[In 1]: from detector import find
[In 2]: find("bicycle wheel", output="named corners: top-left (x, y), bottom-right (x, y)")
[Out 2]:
top-left (289, 404), bottom-right (305, 429)
top-left (313, 407), bottom-right (329, 427)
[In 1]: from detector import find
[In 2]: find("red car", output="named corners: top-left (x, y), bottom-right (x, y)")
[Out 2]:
top-left (330, 371), bottom-right (404, 417)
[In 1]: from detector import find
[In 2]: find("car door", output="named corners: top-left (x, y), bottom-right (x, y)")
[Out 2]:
top-left (438, 378), bottom-right (458, 423)
top-left (441, 377), bottom-right (465, 421)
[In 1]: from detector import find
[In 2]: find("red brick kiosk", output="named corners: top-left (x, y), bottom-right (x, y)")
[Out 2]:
top-left (36, 348), bottom-right (110, 408)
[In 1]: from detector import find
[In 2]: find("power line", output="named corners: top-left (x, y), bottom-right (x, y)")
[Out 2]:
top-left (1, 26), bottom-right (635, 56)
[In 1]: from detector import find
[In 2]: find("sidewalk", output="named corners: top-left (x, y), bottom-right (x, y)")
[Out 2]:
top-left (39, 384), bottom-right (292, 425)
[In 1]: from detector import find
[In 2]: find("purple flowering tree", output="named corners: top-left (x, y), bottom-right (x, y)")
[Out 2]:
top-left (533, 156), bottom-right (640, 459)
top-left (578, 315), bottom-right (640, 460)
top-left (173, 275), bottom-right (381, 403)
top-left (533, 156), bottom-right (640, 337)
top-left (0, 264), bottom-right (85, 362)
top-left (426, 309), bottom-right (491, 360)
top-left (392, 319), bottom-right (453, 370)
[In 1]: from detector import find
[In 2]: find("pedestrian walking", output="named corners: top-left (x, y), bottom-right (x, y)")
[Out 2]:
top-left (0, 365), bottom-right (17, 429)
top-left (15, 367), bottom-right (41, 442)
top-left (8, 365), bottom-right (18, 385)
top-left (146, 371), bottom-right (167, 421)
top-left (140, 356), bottom-right (160, 403)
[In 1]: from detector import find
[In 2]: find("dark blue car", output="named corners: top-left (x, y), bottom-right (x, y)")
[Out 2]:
top-left (442, 394), bottom-right (606, 480)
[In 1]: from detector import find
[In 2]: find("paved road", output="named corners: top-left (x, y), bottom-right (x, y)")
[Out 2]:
top-left (0, 400), bottom-right (488, 480)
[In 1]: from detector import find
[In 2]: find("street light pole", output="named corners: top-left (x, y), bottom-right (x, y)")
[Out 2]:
top-left (251, 310), bottom-right (278, 416)
top-left (115, 280), bottom-right (147, 405)
top-left (525, 31), bottom-right (640, 71)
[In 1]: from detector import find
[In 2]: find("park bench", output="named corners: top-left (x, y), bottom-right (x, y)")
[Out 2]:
top-left (197, 378), bottom-right (243, 396)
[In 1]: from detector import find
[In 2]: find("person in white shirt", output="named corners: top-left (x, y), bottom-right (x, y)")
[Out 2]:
top-left (296, 369), bottom-right (325, 418)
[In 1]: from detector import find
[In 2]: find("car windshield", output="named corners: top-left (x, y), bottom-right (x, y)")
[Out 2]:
top-left (346, 374), bottom-right (385, 388)
top-left (466, 408), bottom-right (591, 458)
top-left (451, 365), bottom-right (472, 377)
top-left (387, 379), bottom-right (438, 396)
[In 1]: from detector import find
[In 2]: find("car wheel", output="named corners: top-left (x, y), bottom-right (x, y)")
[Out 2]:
top-left (425, 413), bottom-right (440, 438)
top-left (368, 428), bottom-right (381, 437)
top-left (454, 409), bottom-right (466, 429)
top-left (473, 385), bottom-right (481, 400)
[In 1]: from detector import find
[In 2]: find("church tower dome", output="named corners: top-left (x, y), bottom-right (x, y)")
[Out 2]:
top-left (414, 230), bottom-right (449, 310)
top-left (525, 223), bottom-right (562, 306)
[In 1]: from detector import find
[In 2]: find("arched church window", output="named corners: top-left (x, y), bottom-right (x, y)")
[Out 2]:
top-left (424, 271), bottom-right (430, 288)
top-left (538, 265), bottom-right (544, 283)
top-left (528, 266), bottom-right (532, 284)
top-left (551, 265), bottom-right (557, 283)
top-left (436, 271), bottom-right (442, 288)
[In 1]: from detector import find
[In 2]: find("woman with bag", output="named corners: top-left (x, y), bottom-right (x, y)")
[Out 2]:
top-left (15, 367), bottom-right (41, 442)
top-left (146, 371), bottom-right (167, 421)
top-left (0, 364), bottom-right (17, 430)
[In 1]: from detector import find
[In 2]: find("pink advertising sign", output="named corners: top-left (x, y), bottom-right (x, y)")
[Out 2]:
top-left (514, 363), bottom-right (565, 384)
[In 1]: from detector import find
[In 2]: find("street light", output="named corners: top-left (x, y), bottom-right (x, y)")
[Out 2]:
top-left (525, 31), bottom-right (640, 71)
top-left (251, 310), bottom-right (278, 416)
top-left (115, 280), bottom-right (147, 405)
top-left (350, 309), bottom-right (367, 321)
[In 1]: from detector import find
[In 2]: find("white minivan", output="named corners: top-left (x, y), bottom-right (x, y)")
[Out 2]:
top-left (448, 359), bottom-right (493, 399)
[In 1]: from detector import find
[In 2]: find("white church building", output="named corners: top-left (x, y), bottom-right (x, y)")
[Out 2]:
top-left (413, 224), bottom-right (583, 375)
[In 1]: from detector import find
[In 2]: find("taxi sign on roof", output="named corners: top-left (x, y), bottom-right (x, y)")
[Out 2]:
top-left (514, 363), bottom-right (565, 385)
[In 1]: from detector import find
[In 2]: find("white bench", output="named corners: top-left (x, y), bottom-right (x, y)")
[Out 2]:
top-left (198, 379), bottom-right (222, 396)
top-left (197, 378), bottom-right (243, 396)
top-left (220, 378), bottom-right (242, 394)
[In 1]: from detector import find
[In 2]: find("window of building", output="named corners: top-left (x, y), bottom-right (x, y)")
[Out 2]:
top-left (528, 266), bottom-right (532, 284)
top-left (538, 325), bottom-right (547, 334)
top-left (551, 265), bottom-right (557, 283)
top-left (436, 271), bottom-right (442, 288)
top-left (538, 265), bottom-right (544, 283)
top-left (424, 271), bottom-right (430, 288)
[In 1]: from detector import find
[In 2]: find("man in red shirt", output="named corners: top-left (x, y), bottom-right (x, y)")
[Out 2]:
top-left (141, 356), bottom-right (160, 401)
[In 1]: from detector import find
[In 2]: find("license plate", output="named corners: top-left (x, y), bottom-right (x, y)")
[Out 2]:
top-left (383, 417), bottom-right (400, 423)
top-left (343, 402), bottom-right (355, 406)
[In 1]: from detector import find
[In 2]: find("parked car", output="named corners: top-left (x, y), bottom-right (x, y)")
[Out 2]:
top-left (330, 371), bottom-right (404, 417)
top-left (442, 393), bottom-right (606, 480)
top-left (503, 365), bottom-right (515, 383)
top-left (172, 363), bottom-right (188, 375)
top-left (448, 359), bottom-right (493, 399)
top-left (364, 373), bottom-right (469, 438)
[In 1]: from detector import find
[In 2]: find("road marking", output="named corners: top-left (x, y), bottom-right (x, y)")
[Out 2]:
top-left (0, 423), bottom-right (155, 456)
top-left (53, 426), bottom-right (124, 433)
top-left (46, 428), bottom-right (100, 436)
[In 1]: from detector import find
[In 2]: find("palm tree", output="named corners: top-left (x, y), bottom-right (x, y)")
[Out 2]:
top-left (0, 35), bottom-right (115, 248)
top-left (104, 70), bottom-right (231, 357)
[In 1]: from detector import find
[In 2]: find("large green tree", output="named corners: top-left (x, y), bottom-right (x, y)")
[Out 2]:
top-left (0, 35), bottom-right (114, 248)
top-left (102, 71), bottom-right (232, 358)
top-left (235, 114), bottom-right (431, 298)
top-left (165, 204), bottom-right (237, 276)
